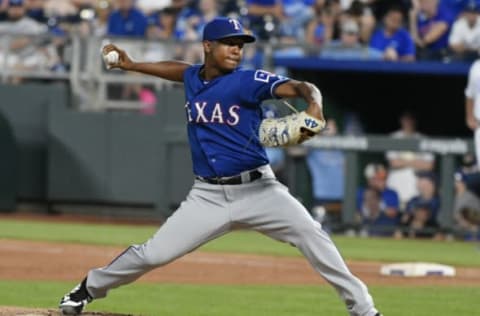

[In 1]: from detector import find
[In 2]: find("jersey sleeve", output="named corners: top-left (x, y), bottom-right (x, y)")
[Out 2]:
top-left (240, 69), bottom-right (290, 106)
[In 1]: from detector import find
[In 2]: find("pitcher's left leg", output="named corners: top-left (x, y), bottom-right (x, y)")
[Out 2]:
top-left (233, 180), bottom-right (379, 316)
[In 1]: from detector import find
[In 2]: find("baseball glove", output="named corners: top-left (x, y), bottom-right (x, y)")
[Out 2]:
top-left (460, 207), bottom-right (480, 226)
top-left (259, 111), bottom-right (326, 147)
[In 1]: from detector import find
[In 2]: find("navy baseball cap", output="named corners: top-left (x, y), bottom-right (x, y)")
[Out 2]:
top-left (9, 0), bottom-right (24, 6)
top-left (203, 17), bottom-right (256, 43)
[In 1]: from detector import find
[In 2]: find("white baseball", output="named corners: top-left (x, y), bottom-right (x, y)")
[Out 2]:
top-left (104, 50), bottom-right (119, 65)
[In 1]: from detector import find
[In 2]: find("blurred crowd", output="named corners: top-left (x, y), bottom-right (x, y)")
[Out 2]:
top-left (315, 112), bottom-right (480, 241)
top-left (3, 0), bottom-right (480, 77)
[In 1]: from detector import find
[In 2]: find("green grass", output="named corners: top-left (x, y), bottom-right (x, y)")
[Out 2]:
top-left (0, 281), bottom-right (478, 316)
top-left (0, 219), bottom-right (157, 245)
top-left (1, 219), bottom-right (479, 266)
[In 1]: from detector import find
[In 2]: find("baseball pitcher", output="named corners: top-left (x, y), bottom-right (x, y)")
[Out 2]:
top-left (59, 17), bottom-right (382, 316)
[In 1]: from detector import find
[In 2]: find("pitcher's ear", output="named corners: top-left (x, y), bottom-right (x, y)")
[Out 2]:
top-left (203, 40), bottom-right (213, 53)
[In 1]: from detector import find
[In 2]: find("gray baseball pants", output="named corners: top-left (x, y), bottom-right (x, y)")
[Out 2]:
top-left (86, 165), bottom-right (379, 316)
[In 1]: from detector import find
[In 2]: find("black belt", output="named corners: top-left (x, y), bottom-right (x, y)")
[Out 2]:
top-left (196, 170), bottom-right (263, 185)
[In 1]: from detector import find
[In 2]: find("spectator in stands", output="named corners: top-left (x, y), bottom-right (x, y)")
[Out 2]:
top-left (43, 0), bottom-right (88, 37)
top-left (0, 0), bottom-right (55, 83)
top-left (147, 6), bottom-right (177, 40)
top-left (305, 1), bottom-right (335, 52)
top-left (320, 18), bottom-right (383, 59)
top-left (409, 0), bottom-right (454, 60)
top-left (343, 0), bottom-right (376, 44)
top-left (306, 118), bottom-right (345, 231)
top-left (245, 0), bottom-right (284, 40)
top-left (178, 0), bottom-right (220, 63)
top-left (107, 0), bottom-right (148, 37)
top-left (278, 0), bottom-right (315, 41)
top-left (356, 162), bottom-right (401, 237)
top-left (385, 111), bottom-right (435, 209)
top-left (273, 1), bottom-right (317, 59)
top-left (399, 171), bottom-right (440, 238)
top-left (369, 5), bottom-right (415, 61)
top-left (143, 6), bottom-right (177, 64)
top-left (453, 170), bottom-right (480, 240)
top-left (91, 0), bottom-right (113, 36)
top-left (449, 1), bottom-right (480, 61)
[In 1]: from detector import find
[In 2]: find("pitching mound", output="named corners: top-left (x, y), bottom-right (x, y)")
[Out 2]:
top-left (0, 307), bottom-right (138, 316)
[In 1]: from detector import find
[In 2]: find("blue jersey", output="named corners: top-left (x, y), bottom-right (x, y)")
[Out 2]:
top-left (183, 65), bottom-right (290, 177)
top-left (369, 28), bottom-right (415, 58)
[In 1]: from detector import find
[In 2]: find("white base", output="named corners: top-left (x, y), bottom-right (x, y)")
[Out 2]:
top-left (380, 262), bottom-right (456, 277)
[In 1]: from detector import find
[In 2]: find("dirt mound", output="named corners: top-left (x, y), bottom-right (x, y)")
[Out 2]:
top-left (0, 307), bottom-right (137, 316)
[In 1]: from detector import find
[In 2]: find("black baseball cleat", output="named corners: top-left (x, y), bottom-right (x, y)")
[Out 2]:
top-left (59, 278), bottom-right (93, 315)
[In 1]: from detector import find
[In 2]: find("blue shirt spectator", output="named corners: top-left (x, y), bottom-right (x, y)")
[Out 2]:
top-left (356, 187), bottom-right (400, 214)
top-left (370, 28), bottom-right (415, 59)
top-left (405, 195), bottom-right (440, 224)
top-left (357, 187), bottom-right (400, 237)
top-left (108, 5), bottom-right (148, 37)
top-left (369, 6), bottom-right (415, 61)
top-left (400, 171), bottom-right (440, 238)
top-left (356, 163), bottom-right (401, 236)
top-left (279, 0), bottom-right (315, 39)
top-left (415, 2), bottom-right (453, 52)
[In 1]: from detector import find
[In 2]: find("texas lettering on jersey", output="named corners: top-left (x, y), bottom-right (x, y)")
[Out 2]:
top-left (185, 101), bottom-right (240, 126)
top-left (183, 64), bottom-right (290, 177)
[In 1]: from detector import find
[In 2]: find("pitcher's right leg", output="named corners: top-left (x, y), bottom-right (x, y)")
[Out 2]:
top-left (60, 181), bottom-right (230, 314)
